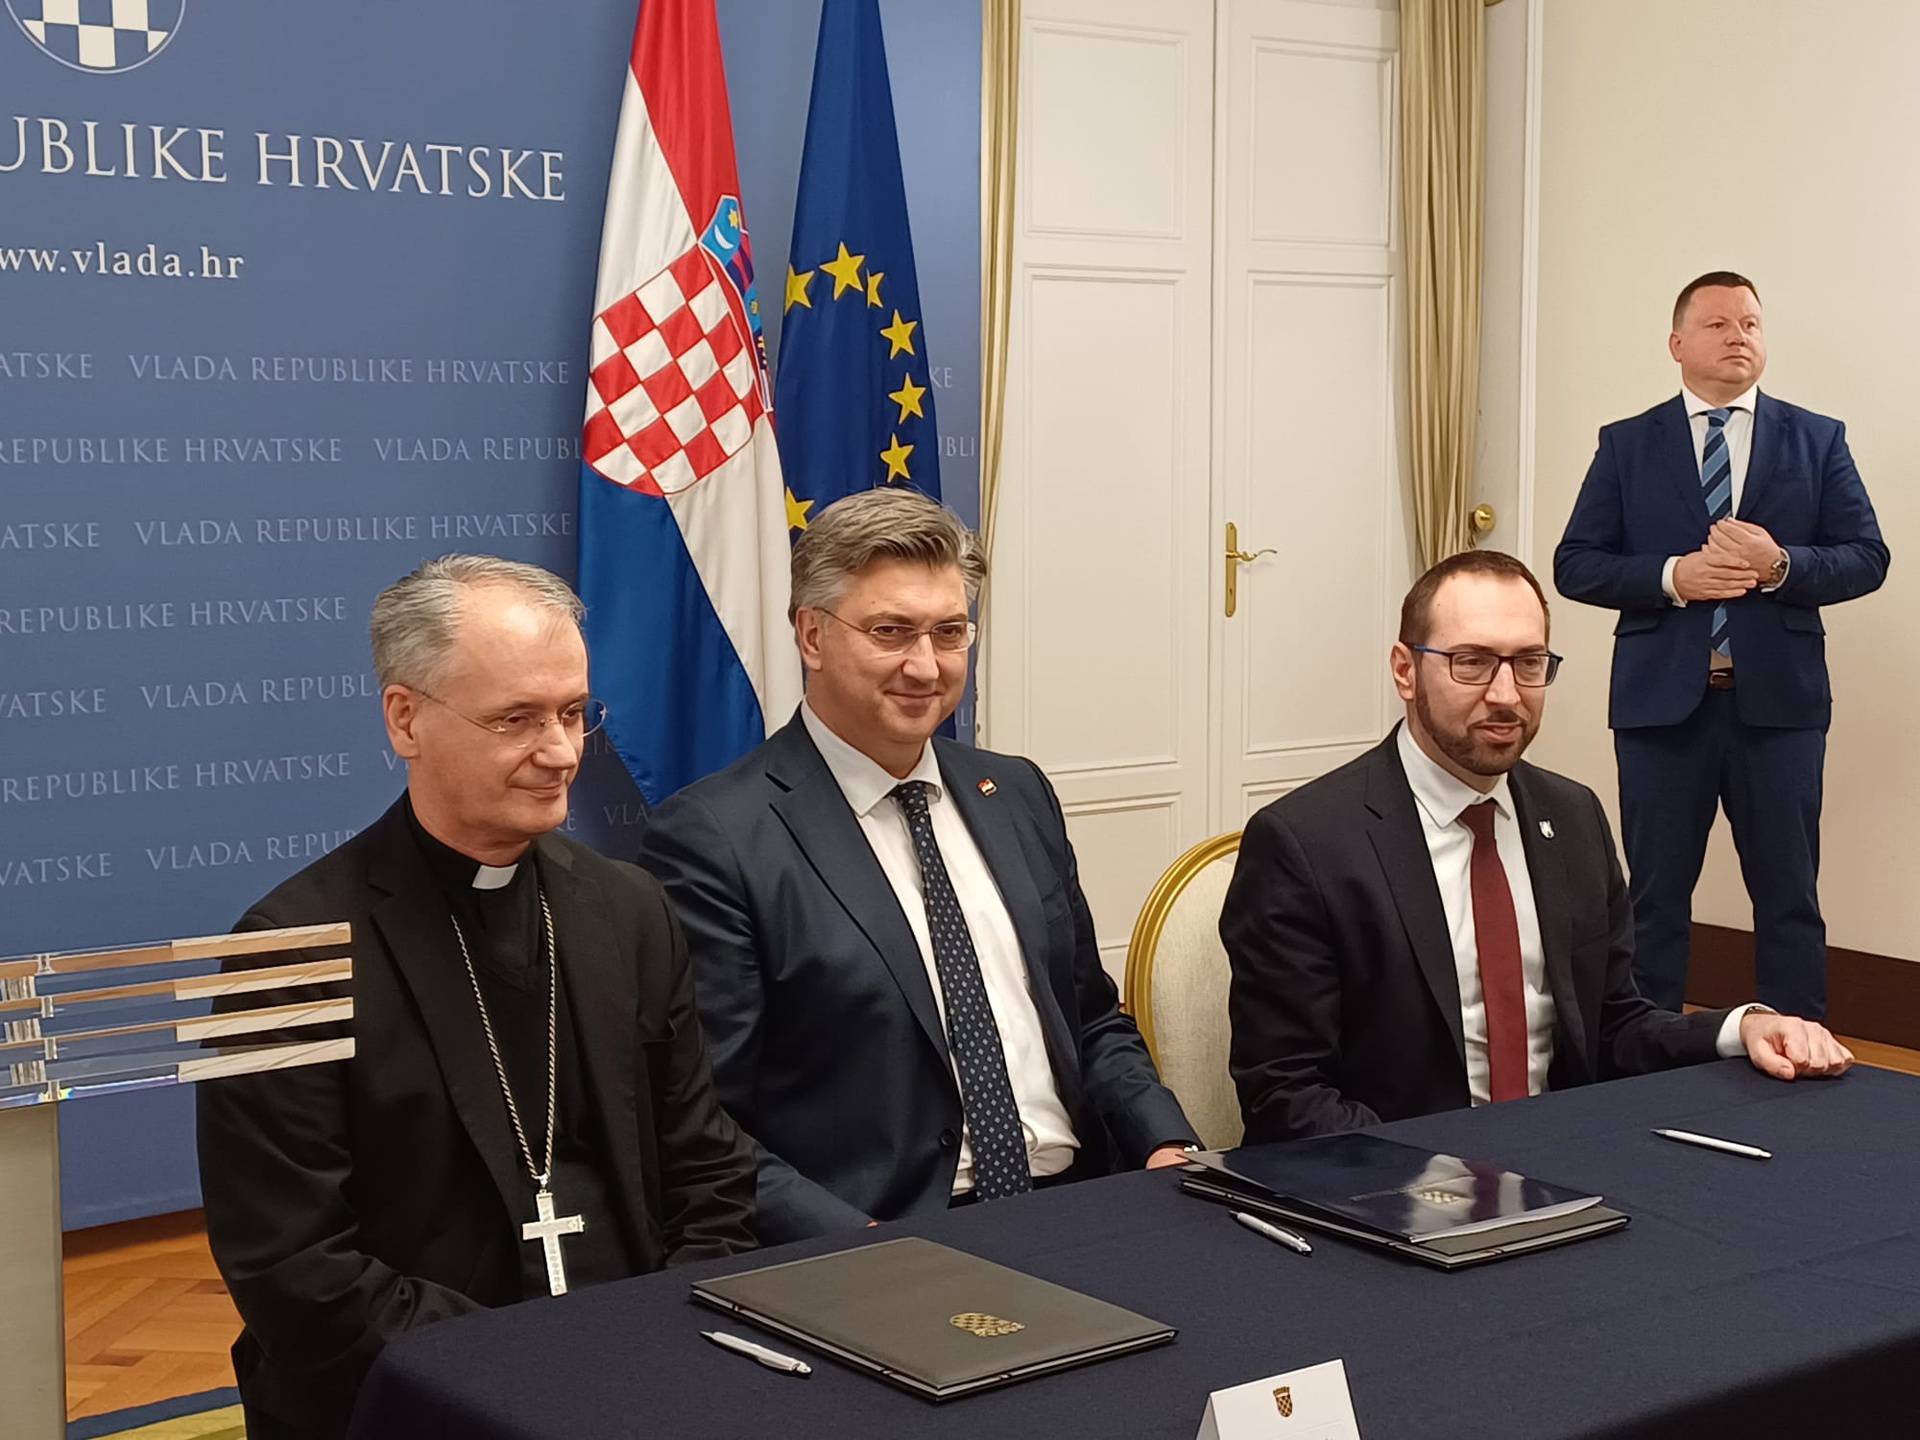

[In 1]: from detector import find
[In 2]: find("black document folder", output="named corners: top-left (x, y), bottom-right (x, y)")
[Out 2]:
top-left (1183, 1132), bottom-right (1627, 1270)
top-left (690, 1236), bottom-right (1175, 1400)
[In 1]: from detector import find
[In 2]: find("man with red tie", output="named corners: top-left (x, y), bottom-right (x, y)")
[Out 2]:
top-left (1222, 550), bottom-right (1851, 1145)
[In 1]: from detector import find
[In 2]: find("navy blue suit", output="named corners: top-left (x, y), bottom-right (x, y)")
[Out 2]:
top-left (1555, 392), bottom-right (1888, 1017)
top-left (635, 715), bottom-right (1196, 1244)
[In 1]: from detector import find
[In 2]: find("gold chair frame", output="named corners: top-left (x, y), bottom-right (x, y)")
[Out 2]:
top-left (1122, 830), bottom-right (1242, 1066)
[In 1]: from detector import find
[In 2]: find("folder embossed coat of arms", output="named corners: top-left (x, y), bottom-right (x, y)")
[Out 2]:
top-left (692, 1236), bottom-right (1175, 1400)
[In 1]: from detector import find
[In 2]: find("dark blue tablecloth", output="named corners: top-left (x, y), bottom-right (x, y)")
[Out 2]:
top-left (349, 1062), bottom-right (1920, 1438)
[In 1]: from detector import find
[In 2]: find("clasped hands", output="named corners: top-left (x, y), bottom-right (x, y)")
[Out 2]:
top-left (1673, 519), bottom-right (1786, 602)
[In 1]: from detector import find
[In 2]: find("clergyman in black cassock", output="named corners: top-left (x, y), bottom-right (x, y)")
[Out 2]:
top-left (196, 558), bottom-right (755, 1440)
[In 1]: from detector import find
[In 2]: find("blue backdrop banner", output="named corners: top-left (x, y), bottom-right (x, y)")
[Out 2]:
top-left (0, 0), bottom-right (977, 1227)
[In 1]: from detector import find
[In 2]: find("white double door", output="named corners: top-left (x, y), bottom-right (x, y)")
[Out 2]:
top-left (983, 0), bottom-right (1414, 981)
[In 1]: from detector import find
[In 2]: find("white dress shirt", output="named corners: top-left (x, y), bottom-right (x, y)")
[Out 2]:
top-left (1659, 382), bottom-right (1786, 608)
top-left (801, 702), bottom-right (1078, 1191)
top-left (1396, 726), bottom-right (1750, 1101)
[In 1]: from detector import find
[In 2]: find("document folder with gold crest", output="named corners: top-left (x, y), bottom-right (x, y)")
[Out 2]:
top-left (690, 1236), bottom-right (1175, 1400)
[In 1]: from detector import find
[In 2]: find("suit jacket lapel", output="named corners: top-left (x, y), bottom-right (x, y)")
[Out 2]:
top-left (1363, 739), bottom-right (1467, 1069)
top-left (937, 746), bottom-right (1049, 988)
top-left (1508, 767), bottom-right (1588, 1080)
top-left (536, 835), bottom-right (643, 1204)
top-left (936, 744), bottom-right (1080, 1083)
top-left (367, 806), bottom-right (528, 1220)
top-left (765, 719), bottom-right (951, 1067)
top-left (1653, 395), bottom-right (1712, 528)
top-left (1739, 390), bottom-right (1780, 520)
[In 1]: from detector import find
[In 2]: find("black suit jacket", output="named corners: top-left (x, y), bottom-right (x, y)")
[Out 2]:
top-left (636, 714), bottom-right (1196, 1243)
top-left (196, 797), bottom-right (755, 1440)
top-left (1223, 733), bottom-right (1728, 1144)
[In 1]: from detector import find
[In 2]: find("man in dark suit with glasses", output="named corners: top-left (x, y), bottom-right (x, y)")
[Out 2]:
top-left (1222, 550), bottom-right (1851, 1145)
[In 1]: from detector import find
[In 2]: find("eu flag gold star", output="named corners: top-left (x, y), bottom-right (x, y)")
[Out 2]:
top-left (888, 372), bottom-right (928, 423)
top-left (785, 486), bottom-right (815, 532)
top-left (879, 433), bottom-right (914, 482)
top-left (880, 310), bottom-right (918, 358)
top-left (865, 270), bottom-right (885, 308)
top-left (821, 241), bottom-right (866, 300)
top-left (785, 265), bottom-right (815, 313)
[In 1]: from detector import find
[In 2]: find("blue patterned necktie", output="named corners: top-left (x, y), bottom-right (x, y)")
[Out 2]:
top-left (1701, 406), bottom-right (1734, 657)
top-left (891, 781), bottom-right (1032, 1200)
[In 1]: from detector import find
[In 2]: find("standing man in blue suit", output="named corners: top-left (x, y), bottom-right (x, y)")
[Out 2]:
top-left (1555, 273), bottom-right (1889, 1019)
top-left (638, 487), bottom-right (1197, 1243)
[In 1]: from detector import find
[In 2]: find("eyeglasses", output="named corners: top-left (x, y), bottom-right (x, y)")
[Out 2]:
top-left (1409, 645), bottom-right (1563, 688)
top-left (818, 609), bottom-right (977, 655)
top-left (414, 690), bottom-right (610, 749)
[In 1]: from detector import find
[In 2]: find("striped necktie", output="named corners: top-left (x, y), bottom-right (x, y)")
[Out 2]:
top-left (1700, 406), bottom-right (1733, 657)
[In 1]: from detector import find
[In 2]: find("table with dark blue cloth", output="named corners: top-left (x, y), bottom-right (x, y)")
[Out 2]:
top-left (348, 1062), bottom-right (1919, 1439)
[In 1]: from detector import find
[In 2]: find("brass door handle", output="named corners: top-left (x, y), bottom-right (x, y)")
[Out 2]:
top-left (1225, 522), bottom-right (1276, 617)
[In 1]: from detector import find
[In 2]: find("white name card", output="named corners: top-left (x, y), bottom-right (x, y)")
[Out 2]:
top-left (1195, 1357), bottom-right (1361, 1440)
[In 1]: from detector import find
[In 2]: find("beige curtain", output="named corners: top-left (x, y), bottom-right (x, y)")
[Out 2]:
top-left (1401, 0), bottom-right (1486, 568)
top-left (978, 0), bottom-right (1019, 587)
top-left (973, 0), bottom-right (1019, 728)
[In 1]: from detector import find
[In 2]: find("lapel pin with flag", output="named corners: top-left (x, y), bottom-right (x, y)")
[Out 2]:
top-left (978, 779), bottom-right (996, 797)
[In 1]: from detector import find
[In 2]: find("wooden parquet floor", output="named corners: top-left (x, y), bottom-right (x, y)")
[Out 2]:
top-left (61, 1038), bottom-right (1920, 1424)
top-left (62, 1208), bottom-right (240, 1423)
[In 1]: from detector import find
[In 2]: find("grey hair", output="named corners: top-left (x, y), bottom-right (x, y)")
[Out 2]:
top-left (370, 554), bottom-right (586, 690)
top-left (789, 488), bottom-right (987, 621)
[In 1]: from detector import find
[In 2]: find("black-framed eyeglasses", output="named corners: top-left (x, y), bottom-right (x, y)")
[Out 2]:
top-left (818, 609), bottom-right (977, 655)
top-left (414, 690), bottom-right (610, 749)
top-left (1409, 645), bottom-right (1563, 688)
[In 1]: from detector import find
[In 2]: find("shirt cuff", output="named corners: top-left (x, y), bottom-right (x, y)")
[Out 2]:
top-left (1759, 549), bottom-right (1792, 593)
top-left (1715, 1003), bottom-right (1772, 1058)
top-left (1661, 555), bottom-right (1686, 606)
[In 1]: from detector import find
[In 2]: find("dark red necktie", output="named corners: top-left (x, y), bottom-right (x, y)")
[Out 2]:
top-left (1461, 801), bottom-right (1529, 1103)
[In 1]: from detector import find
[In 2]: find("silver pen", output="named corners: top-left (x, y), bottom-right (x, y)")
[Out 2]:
top-left (701, 1329), bottom-right (814, 1376)
top-left (1651, 1127), bottom-right (1772, 1160)
top-left (1233, 1210), bottom-right (1313, 1255)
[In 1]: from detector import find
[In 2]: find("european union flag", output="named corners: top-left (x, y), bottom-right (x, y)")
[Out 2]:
top-left (774, 0), bottom-right (940, 533)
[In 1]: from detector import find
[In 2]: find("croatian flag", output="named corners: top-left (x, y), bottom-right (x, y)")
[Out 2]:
top-left (577, 0), bottom-right (800, 805)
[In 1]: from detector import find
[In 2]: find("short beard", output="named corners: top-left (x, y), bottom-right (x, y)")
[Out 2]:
top-left (1413, 682), bottom-right (1536, 777)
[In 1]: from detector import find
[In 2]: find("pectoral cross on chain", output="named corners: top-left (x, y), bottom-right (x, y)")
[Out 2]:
top-left (522, 1187), bottom-right (586, 1297)
top-left (452, 896), bottom-right (584, 1299)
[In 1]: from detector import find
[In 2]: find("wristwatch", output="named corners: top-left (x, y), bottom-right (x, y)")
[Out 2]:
top-left (1765, 550), bottom-right (1789, 587)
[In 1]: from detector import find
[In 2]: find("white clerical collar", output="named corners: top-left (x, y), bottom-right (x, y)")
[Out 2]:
top-left (801, 699), bottom-right (943, 819)
top-left (1681, 381), bottom-right (1758, 418)
top-left (1396, 721), bottom-right (1513, 831)
top-left (471, 862), bottom-right (518, 890)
